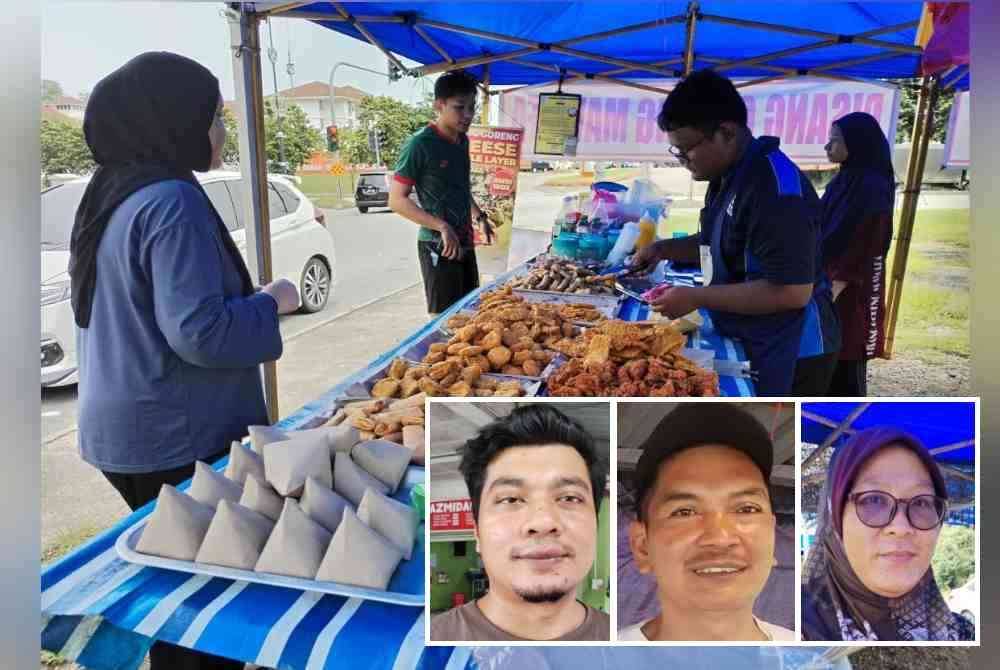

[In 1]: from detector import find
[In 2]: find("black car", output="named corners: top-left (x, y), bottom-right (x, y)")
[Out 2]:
top-left (355, 171), bottom-right (390, 213)
top-left (355, 171), bottom-right (421, 213)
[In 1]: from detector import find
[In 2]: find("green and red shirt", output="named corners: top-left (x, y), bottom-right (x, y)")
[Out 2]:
top-left (393, 123), bottom-right (474, 247)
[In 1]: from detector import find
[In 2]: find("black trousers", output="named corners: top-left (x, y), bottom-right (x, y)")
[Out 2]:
top-left (791, 352), bottom-right (840, 396)
top-left (827, 359), bottom-right (868, 396)
top-left (102, 450), bottom-right (244, 670)
top-left (417, 240), bottom-right (479, 314)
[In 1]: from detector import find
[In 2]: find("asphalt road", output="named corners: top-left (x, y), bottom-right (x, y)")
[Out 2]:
top-left (40, 206), bottom-right (424, 443)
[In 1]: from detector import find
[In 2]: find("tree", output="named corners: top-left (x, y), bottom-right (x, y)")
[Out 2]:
top-left (219, 101), bottom-right (322, 173)
top-left (346, 95), bottom-right (436, 167)
top-left (894, 80), bottom-right (955, 144)
top-left (265, 100), bottom-right (322, 174)
top-left (40, 119), bottom-right (94, 176)
top-left (931, 525), bottom-right (975, 593)
top-left (41, 79), bottom-right (64, 104)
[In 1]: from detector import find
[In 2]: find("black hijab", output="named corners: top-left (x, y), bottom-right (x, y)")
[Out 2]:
top-left (69, 51), bottom-right (253, 328)
top-left (820, 112), bottom-right (896, 268)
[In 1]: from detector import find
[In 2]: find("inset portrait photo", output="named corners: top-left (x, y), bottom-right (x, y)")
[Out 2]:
top-left (617, 401), bottom-right (796, 643)
top-left (800, 400), bottom-right (978, 643)
top-left (426, 400), bottom-right (611, 643)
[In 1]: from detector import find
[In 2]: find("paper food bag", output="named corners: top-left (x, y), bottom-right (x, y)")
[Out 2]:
top-left (358, 488), bottom-right (418, 560)
top-left (263, 435), bottom-right (332, 497)
top-left (333, 452), bottom-right (389, 506)
top-left (351, 440), bottom-right (411, 492)
top-left (254, 499), bottom-right (332, 579)
top-left (300, 476), bottom-right (353, 534)
top-left (249, 424), bottom-right (288, 456)
top-left (188, 461), bottom-right (243, 510)
top-left (224, 441), bottom-right (265, 485)
top-left (135, 485), bottom-right (215, 561)
top-left (316, 508), bottom-right (402, 590)
top-left (195, 499), bottom-right (274, 570)
top-left (239, 475), bottom-right (284, 522)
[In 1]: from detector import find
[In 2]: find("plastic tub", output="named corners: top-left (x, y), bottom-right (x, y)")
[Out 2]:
top-left (577, 234), bottom-right (606, 261)
top-left (552, 232), bottom-right (580, 259)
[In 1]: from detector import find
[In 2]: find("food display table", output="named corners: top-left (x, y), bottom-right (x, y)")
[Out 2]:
top-left (40, 258), bottom-right (754, 670)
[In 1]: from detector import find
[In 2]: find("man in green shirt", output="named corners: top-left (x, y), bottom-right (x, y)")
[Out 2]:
top-left (389, 70), bottom-right (487, 315)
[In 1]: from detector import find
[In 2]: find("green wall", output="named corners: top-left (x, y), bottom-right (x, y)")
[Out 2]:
top-left (578, 496), bottom-right (610, 612)
top-left (429, 540), bottom-right (479, 612)
top-left (429, 498), bottom-right (611, 613)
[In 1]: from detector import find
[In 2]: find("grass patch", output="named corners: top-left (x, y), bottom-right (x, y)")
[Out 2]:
top-left (889, 208), bottom-right (970, 362)
top-left (542, 168), bottom-right (640, 188)
top-left (297, 173), bottom-right (358, 210)
top-left (42, 524), bottom-right (102, 565)
top-left (41, 651), bottom-right (71, 667)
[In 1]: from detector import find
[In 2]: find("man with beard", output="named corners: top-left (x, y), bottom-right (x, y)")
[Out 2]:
top-left (621, 404), bottom-right (795, 641)
top-left (430, 404), bottom-right (610, 641)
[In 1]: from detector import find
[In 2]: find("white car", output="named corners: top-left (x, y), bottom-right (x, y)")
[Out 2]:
top-left (41, 171), bottom-right (336, 387)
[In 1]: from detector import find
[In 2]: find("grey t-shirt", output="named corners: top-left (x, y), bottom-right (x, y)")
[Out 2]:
top-left (431, 600), bottom-right (610, 642)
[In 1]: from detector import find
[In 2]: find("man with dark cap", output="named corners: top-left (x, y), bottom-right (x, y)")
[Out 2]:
top-left (621, 403), bottom-right (795, 641)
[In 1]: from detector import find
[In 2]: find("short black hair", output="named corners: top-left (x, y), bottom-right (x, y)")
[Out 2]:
top-left (459, 404), bottom-right (607, 522)
top-left (657, 68), bottom-right (747, 133)
top-left (434, 69), bottom-right (479, 100)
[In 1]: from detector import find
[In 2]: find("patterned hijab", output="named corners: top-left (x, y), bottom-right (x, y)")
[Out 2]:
top-left (801, 426), bottom-right (972, 641)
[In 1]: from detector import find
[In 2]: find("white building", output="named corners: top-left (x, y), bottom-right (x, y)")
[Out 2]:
top-left (46, 96), bottom-right (85, 121)
top-left (228, 82), bottom-right (368, 131)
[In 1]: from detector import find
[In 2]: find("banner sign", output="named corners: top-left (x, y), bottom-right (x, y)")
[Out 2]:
top-left (467, 125), bottom-right (523, 277)
top-left (430, 498), bottom-right (475, 532)
top-left (944, 90), bottom-right (969, 168)
top-left (501, 78), bottom-right (901, 165)
top-left (535, 93), bottom-right (582, 156)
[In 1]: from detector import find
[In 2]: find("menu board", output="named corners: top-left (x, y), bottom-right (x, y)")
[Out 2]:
top-left (534, 92), bottom-right (582, 156)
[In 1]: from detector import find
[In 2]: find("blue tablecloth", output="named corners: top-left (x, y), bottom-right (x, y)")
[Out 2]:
top-left (40, 258), bottom-right (753, 670)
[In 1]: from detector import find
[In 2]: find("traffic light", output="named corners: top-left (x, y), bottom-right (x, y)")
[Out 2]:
top-left (326, 125), bottom-right (339, 152)
top-left (367, 130), bottom-right (377, 155)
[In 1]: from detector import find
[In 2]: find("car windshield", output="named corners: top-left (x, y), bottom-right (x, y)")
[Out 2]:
top-left (41, 182), bottom-right (88, 250)
top-left (358, 175), bottom-right (385, 188)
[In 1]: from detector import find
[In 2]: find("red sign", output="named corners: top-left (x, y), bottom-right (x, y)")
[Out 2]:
top-left (430, 498), bottom-right (475, 532)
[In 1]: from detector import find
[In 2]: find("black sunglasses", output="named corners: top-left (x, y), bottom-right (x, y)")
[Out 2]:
top-left (847, 490), bottom-right (948, 531)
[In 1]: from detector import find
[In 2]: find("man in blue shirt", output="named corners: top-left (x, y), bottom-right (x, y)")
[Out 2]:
top-left (633, 70), bottom-right (840, 396)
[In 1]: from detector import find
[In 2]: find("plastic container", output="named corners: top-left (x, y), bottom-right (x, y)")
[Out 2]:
top-left (604, 229), bottom-right (621, 258)
top-left (552, 232), bottom-right (581, 259)
top-left (577, 234), bottom-right (606, 261)
top-left (606, 221), bottom-right (640, 266)
top-left (410, 483), bottom-right (425, 521)
top-left (635, 210), bottom-right (658, 251)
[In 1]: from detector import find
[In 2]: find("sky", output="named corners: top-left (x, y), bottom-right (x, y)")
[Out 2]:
top-left (41, 1), bottom-right (435, 105)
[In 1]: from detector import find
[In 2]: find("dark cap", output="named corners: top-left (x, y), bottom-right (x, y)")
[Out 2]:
top-left (632, 404), bottom-right (774, 519)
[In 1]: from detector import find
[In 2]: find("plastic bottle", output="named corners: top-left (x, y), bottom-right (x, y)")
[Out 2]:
top-left (553, 195), bottom-right (576, 240)
top-left (606, 221), bottom-right (641, 266)
top-left (635, 210), bottom-right (657, 251)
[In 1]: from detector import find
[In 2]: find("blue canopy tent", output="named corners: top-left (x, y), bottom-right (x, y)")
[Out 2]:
top-left (801, 401), bottom-right (976, 527)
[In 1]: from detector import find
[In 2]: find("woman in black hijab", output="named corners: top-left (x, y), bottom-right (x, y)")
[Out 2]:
top-left (820, 112), bottom-right (896, 396)
top-left (70, 52), bottom-right (298, 670)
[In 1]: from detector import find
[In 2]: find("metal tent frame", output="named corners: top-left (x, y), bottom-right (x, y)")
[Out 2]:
top-left (228, 2), bottom-right (948, 416)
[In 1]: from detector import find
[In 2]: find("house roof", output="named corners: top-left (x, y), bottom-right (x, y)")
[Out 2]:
top-left (271, 81), bottom-right (368, 101)
top-left (53, 96), bottom-right (84, 107)
top-left (41, 105), bottom-right (81, 125)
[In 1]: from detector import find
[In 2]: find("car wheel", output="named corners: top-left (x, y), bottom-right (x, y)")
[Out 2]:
top-left (299, 257), bottom-right (331, 313)
top-left (358, 206), bottom-right (369, 213)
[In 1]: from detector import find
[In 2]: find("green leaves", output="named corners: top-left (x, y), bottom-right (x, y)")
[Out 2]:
top-left (40, 119), bottom-right (94, 177)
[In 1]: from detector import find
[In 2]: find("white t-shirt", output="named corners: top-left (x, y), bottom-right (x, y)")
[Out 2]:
top-left (618, 616), bottom-right (797, 642)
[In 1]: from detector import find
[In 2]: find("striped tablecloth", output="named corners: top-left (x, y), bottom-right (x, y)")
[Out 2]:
top-left (40, 259), bottom-right (752, 670)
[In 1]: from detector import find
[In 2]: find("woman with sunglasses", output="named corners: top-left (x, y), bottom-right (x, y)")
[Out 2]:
top-left (801, 427), bottom-right (974, 641)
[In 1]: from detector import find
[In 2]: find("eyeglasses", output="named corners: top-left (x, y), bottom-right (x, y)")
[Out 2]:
top-left (847, 490), bottom-right (948, 531)
top-left (667, 126), bottom-right (718, 161)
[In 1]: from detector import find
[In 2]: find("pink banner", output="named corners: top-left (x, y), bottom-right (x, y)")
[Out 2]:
top-left (944, 91), bottom-right (970, 169)
top-left (500, 78), bottom-right (900, 165)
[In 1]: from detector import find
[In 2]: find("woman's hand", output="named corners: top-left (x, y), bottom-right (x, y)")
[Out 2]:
top-left (262, 278), bottom-right (300, 314)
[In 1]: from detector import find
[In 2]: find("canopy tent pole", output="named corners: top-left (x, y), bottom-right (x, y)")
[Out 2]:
top-left (929, 439), bottom-right (977, 457)
top-left (800, 410), bottom-right (857, 434)
top-left (801, 402), bottom-right (871, 471)
top-left (700, 13), bottom-right (923, 55)
top-left (228, 5), bottom-right (279, 424)
top-left (413, 24), bottom-right (455, 64)
top-left (885, 75), bottom-right (940, 357)
top-left (507, 59), bottom-right (673, 95)
top-left (331, 2), bottom-right (409, 74)
top-left (683, 1), bottom-right (699, 76)
top-left (480, 64), bottom-right (490, 126)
